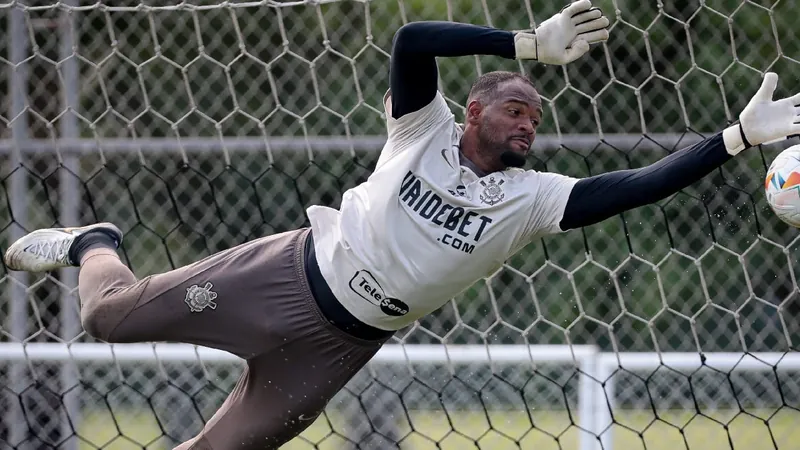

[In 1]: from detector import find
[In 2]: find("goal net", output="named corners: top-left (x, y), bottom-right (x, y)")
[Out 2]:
top-left (1, 0), bottom-right (799, 449)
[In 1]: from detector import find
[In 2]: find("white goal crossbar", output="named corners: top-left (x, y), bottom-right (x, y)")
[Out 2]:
top-left (2, 343), bottom-right (799, 450)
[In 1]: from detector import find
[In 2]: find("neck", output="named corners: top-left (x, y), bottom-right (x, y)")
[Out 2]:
top-left (459, 148), bottom-right (488, 178)
top-left (459, 133), bottom-right (501, 174)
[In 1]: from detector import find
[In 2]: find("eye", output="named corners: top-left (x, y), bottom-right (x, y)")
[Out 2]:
top-left (508, 108), bottom-right (520, 116)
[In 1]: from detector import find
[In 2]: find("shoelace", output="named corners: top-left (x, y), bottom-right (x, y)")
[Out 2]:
top-left (28, 237), bottom-right (72, 264)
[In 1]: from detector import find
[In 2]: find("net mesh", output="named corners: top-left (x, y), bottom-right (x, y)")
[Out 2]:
top-left (2, 0), bottom-right (800, 449)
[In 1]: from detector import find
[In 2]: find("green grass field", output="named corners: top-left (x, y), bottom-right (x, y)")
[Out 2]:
top-left (75, 408), bottom-right (800, 449)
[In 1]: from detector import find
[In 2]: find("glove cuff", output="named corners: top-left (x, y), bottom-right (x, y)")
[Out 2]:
top-left (738, 123), bottom-right (752, 148)
top-left (513, 33), bottom-right (538, 61)
top-left (722, 124), bottom-right (748, 156)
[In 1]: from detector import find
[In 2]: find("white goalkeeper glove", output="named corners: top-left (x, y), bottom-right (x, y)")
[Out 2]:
top-left (514, 0), bottom-right (610, 65)
top-left (723, 72), bottom-right (800, 155)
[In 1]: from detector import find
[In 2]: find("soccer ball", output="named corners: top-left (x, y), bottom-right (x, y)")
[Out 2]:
top-left (765, 144), bottom-right (800, 228)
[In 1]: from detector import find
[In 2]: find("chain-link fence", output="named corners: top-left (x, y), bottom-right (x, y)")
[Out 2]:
top-left (2, 0), bottom-right (800, 449)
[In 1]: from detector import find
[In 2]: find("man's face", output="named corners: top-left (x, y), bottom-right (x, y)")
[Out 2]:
top-left (472, 79), bottom-right (542, 169)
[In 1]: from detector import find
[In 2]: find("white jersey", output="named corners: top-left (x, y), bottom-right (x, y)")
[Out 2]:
top-left (306, 91), bottom-right (579, 331)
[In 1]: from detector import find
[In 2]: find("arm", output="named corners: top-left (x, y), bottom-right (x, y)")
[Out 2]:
top-left (390, 0), bottom-right (610, 119)
top-left (559, 72), bottom-right (800, 231)
top-left (559, 133), bottom-right (730, 230)
top-left (390, 22), bottom-right (515, 119)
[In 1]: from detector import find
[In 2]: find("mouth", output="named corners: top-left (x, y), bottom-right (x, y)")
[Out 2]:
top-left (510, 137), bottom-right (531, 151)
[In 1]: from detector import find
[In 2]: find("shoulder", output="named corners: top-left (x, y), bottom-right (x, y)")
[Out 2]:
top-left (503, 167), bottom-right (577, 182)
top-left (487, 167), bottom-right (536, 187)
top-left (501, 167), bottom-right (528, 178)
top-left (492, 168), bottom-right (580, 197)
top-left (374, 91), bottom-right (459, 171)
top-left (381, 89), bottom-right (457, 155)
top-left (383, 89), bottom-right (453, 129)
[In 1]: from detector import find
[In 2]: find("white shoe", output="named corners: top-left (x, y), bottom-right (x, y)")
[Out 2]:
top-left (3, 223), bottom-right (122, 273)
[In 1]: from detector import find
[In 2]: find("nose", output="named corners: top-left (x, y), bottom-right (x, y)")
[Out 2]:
top-left (519, 120), bottom-right (534, 136)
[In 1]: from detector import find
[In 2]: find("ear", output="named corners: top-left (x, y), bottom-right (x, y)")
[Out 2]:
top-left (466, 100), bottom-right (483, 125)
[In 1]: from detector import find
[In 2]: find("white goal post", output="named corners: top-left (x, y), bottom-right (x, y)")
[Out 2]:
top-left (4, 0), bottom-right (800, 449)
top-left (2, 343), bottom-right (799, 450)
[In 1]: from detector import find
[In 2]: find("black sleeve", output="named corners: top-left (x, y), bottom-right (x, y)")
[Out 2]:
top-left (390, 21), bottom-right (516, 120)
top-left (559, 133), bottom-right (733, 230)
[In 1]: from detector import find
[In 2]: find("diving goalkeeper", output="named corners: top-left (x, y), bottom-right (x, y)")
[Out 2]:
top-left (5, 1), bottom-right (800, 448)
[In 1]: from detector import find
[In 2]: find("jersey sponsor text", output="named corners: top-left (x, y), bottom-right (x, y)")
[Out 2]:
top-left (349, 270), bottom-right (409, 316)
top-left (399, 171), bottom-right (493, 254)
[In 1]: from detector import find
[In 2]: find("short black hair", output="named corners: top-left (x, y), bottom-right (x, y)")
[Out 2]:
top-left (467, 71), bottom-right (536, 104)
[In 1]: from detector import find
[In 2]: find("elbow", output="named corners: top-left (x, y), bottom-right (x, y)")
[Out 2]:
top-left (392, 22), bottom-right (426, 50)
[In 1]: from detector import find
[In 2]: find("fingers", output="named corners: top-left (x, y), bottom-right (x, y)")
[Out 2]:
top-left (569, 4), bottom-right (610, 43)
top-left (790, 92), bottom-right (800, 107)
top-left (571, 7), bottom-right (603, 25)
top-left (562, 0), bottom-right (593, 17)
top-left (563, 39), bottom-right (591, 64)
top-left (577, 28), bottom-right (609, 44)
top-left (755, 72), bottom-right (778, 101)
top-left (573, 15), bottom-right (610, 35)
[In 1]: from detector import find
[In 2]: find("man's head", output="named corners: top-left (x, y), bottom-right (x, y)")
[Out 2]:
top-left (461, 71), bottom-right (542, 173)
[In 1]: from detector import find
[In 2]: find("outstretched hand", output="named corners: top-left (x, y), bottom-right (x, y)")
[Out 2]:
top-left (723, 72), bottom-right (800, 155)
top-left (514, 0), bottom-right (610, 65)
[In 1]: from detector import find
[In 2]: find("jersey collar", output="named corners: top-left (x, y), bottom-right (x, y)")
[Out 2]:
top-left (458, 149), bottom-right (489, 178)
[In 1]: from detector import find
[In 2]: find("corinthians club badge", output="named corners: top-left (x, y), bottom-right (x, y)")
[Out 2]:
top-left (479, 177), bottom-right (505, 205)
top-left (185, 282), bottom-right (218, 312)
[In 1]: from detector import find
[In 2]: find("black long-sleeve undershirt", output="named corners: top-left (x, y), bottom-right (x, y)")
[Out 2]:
top-left (390, 22), bottom-right (736, 233)
top-left (559, 133), bottom-right (734, 230)
top-left (390, 21), bottom-right (515, 119)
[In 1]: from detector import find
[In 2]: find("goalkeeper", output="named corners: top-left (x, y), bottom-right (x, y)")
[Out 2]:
top-left (5, 1), bottom-right (800, 448)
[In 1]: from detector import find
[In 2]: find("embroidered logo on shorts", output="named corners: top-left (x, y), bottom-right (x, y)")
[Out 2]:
top-left (479, 176), bottom-right (505, 205)
top-left (185, 282), bottom-right (218, 312)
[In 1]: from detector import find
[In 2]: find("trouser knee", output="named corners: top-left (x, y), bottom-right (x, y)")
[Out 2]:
top-left (79, 287), bottom-right (138, 342)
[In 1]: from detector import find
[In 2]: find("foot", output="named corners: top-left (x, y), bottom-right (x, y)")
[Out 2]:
top-left (3, 223), bottom-right (123, 272)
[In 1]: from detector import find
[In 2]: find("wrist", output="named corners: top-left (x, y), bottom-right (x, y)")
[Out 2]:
top-left (513, 32), bottom-right (538, 60)
top-left (722, 124), bottom-right (748, 156)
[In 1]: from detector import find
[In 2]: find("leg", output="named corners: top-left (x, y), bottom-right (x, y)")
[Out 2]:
top-left (173, 323), bottom-right (385, 450)
top-left (77, 230), bottom-right (307, 358)
top-left (5, 223), bottom-right (307, 358)
top-left (76, 247), bottom-right (142, 341)
top-left (7, 224), bottom-right (390, 448)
